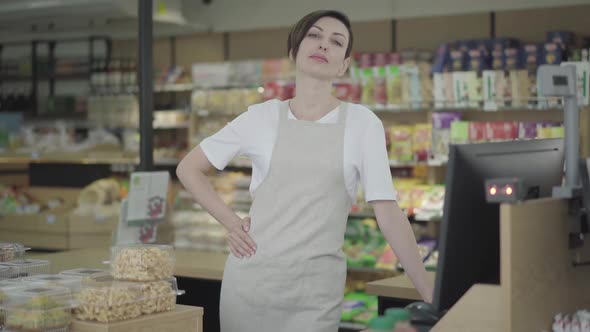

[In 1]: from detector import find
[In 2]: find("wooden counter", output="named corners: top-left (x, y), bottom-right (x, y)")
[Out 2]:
top-left (365, 272), bottom-right (434, 301)
top-left (71, 304), bottom-right (203, 332)
top-left (28, 247), bottom-right (228, 280)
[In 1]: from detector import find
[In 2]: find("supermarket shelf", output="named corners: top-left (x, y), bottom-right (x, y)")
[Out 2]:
top-left (154, 123), bottom-right (189, 130)
top-left (347, 266), bottom-right (396, 274)
top-left (154, 83), bottom-right (195, 92)
top-left (339, 321), bottom-right (367, 331)
top-left (389, 160), bottom-right (447, 168)
top-left (349, 212), bottom-right (375, 219)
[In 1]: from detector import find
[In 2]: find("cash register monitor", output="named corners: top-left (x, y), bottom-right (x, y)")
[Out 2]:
top-left (433, 138), bottom-right (565, 313)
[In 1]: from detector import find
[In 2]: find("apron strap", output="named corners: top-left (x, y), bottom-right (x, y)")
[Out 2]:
top-left (279, 100), bottom-right (290, 123)
top-left (337, 102), bottom-right (348, 125)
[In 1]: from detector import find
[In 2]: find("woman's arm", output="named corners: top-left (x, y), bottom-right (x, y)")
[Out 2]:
top-left (176, 146), bottom-right (257, 258)
top-left (371, 200), bottom-right (433, 303)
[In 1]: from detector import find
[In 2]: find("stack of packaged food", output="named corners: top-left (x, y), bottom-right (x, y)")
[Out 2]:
top-left (72, 244), bottom-right (183, 324)
top-left (0, 242), bottom-right (54, 331)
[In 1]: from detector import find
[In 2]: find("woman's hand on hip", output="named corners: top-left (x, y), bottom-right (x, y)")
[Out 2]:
top-left (227, 216), bottom-right (257, 258)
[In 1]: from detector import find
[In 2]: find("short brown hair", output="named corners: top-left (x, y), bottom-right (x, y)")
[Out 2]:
top-left (287, 10), bottom-right (353, 59)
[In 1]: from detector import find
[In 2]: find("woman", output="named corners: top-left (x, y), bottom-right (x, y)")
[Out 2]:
top-left (176, 10), bottom-right (433, 332)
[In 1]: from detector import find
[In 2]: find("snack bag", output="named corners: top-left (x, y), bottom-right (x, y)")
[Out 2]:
top-left (386, 65), bottom-right (402, 108)
top-left (374, 66), bottom-right (388, 109)
top-left (432, 112), bottom-right (461, 162)
top-left (360, 67), bottom-right (375, 106)
top-left (390, 126), bottom-right (414, 162)
top-left (412, 124), bottom-right (432, 162)
top-left (450, 121), bottom-right (470, 144)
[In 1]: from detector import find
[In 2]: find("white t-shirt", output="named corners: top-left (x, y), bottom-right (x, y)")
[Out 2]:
top-left (200, 99), bottom-right (397, 203)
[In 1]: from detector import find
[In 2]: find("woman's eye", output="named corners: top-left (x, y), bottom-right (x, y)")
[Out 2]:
top-left (307, 33), bottom-right (320, 38)
top-left (332, 40), bottom-right (343, 47)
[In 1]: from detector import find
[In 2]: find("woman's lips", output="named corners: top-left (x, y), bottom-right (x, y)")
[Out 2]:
top-left (309, 54), bottom-right (328, 63)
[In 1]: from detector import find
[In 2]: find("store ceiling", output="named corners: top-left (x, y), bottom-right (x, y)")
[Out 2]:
top-left (0, 0), bottom-right (589, 42)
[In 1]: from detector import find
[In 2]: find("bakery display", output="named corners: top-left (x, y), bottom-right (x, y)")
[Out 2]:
top-left (110, 245), bottom-right (175, 282)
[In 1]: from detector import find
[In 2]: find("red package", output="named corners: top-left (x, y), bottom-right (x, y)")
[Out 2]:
top-left (374, 53), bottom-right (388, 67)
top-left (334, 82), bottom-right (353, 101)
top-left (485, 122), bottom-right (518, 141)
top-left (359, 53), bottom-right (374, 68)
top-left (469, 122), bottom-right (487, 143)
top-left (389, 53), bottom-right (402, 65)
top-left (263, 81), bottom-right (294, 101)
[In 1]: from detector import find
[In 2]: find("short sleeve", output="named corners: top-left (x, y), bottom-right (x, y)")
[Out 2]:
top-left (360, 119), bottom-right (398, 202)
top-left (199, 109), bottom-right (254, 170)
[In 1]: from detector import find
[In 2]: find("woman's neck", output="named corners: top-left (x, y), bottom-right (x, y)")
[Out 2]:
top-left (290, 73), bottom-right (339, 121)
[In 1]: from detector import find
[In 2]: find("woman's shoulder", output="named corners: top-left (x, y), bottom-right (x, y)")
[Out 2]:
top-left (343, 102), bottom-right (383, 127)
top-left (234, 99), bottom-right (281, 123)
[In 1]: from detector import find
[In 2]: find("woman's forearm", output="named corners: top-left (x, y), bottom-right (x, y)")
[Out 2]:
top-left (176, 152), bottom-right (241, 230)
top-left (372, 200), bottom-right (434, 303)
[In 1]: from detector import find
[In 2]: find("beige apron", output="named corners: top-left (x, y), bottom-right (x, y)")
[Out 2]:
top-left (220, 100), bottom-right (352, 332)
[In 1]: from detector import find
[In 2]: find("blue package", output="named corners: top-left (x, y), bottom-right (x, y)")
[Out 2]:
top-left (522, 43), bottom-right (543, 72)
top-left (493, 38), bottom-right (520, 52)
top-left (450, 50), bottom-right (469, 71)
top-left (432, 43), bottom-right (451, 73)
top-left (504, 48), bottom-right (523, 70)
top-left (468, 49), bottom-right (488, 71)
top-left (543, 43), bottom-right (563, 65)
top-left (547, 31), bottom-right (575, 48)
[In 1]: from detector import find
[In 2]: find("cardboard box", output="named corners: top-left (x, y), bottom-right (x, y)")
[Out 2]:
top-left (71, 304), bottom-right (203, 332)
top-left (0, 187), bottom-right (173, 250)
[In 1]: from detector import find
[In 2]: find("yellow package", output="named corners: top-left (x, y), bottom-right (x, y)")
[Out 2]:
top-left (390, 126), bottom-right (414, 162)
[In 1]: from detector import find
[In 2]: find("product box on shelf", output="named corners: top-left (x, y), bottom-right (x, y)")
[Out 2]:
top-left (432, 43), bottom-right (451, 74)
top-left (469, 122), bottom-right (487, 143)
top-left (547, 31), bottom-right (576, 50)
top-left (450, 121), bottom-right (470, 145)
top-left (432, 112), bottom-right (461, 162)
top-left (3, 284), bottom-right (73, 332)
top-left (450, 50), bottom-right (469, 72)
top-left (386, 65), bottom-right (403, 108)
top-left (110, 244), bottom-right (175, 282)
top-left (452, 72), bottom-right (469, 108)
top-left (543, 43), bottom-right (563, 65)
top-left (74, 276), bottom-right (181, 323)
top-left (482, 70), bottom-right (498, 111)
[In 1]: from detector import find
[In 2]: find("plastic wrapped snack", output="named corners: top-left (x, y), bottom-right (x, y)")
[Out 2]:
top-left (75, 277), bottom-right (181, 323)
top-left (3, 285), bottom-right (73, 332)
top-left (0, 259), bottom-right (51, 279)
top-left (1, 279), bottom-right (29, 329)
top-left (24, 275), bottom-right (84, 294)
top-left (59, 268), bottom-right (109, 279)
top-left (0, 243), bottom-right (28, 262)
top-left (111, 245), bottom-right (175, 281)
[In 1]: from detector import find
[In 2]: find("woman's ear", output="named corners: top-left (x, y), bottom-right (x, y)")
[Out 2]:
top-left (289, 49), bottom-right (295, 62)
top-left (338, 57), bottom-right (351, 77)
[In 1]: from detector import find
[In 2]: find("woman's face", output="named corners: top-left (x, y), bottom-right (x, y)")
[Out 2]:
top-left (293, 16), bottom-right (351, 80)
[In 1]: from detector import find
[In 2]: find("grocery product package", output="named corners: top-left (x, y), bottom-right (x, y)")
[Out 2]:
top-left (432, 112), bottom-right (461, 162)
top-left (433, 73), bottom-right (446, 109)
top-left (374, 67), bottom-right (388, 109)
top-left (450, 121), bottom-right (470, 145)
top-left (110, 244), bottom-right (175, 282)
top-left (386, 65), bottom-right (403, 109)
top-left (360, 67), bottom-right (375, 106)
top-left (452, 72), bottom-right (469, 108)
top-left (389, 126), bottom-right (414, 162)
top-left (412, 124), bottom-right (432, 162)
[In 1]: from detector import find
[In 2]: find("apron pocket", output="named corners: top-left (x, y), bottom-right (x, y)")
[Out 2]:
top-left (302, 257), bottom-right (346, 311)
